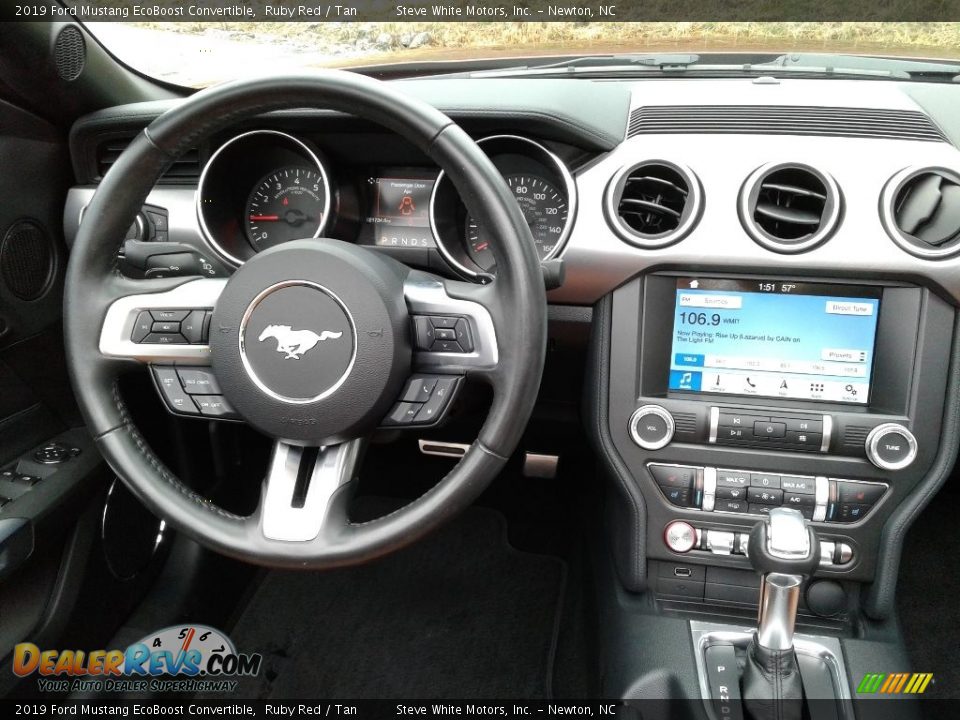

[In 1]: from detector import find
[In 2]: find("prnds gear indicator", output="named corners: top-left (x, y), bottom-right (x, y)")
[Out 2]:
top-left (668, 278), bottom-right (881, 405)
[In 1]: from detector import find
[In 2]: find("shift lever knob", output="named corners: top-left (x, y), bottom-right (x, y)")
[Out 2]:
top-left (748, 508), bottom-right (818, 652)
top-left (748, 507), bottom-right (819, 577)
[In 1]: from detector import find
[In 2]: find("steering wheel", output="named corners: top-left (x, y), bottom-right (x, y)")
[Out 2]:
top-left (64, 72), bottom-right (547, 569)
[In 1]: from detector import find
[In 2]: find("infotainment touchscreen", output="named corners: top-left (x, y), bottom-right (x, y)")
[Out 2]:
top-left (667, 278), bottom-right (882, 404)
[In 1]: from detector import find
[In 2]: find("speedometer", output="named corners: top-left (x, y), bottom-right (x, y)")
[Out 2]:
top-left (244, 166), bottom-right (328, 250)
top-left (466, 174), bottom-right (568, 272)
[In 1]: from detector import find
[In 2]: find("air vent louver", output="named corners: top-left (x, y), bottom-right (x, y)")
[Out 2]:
top-left (740, 164), bottom-right (840, 253)
top-left (886, 170), bottom-right (960, 257)
top-left (606, 161), bottom-right (701, 247)
top-left (96, 136), bottom-right (200, 183)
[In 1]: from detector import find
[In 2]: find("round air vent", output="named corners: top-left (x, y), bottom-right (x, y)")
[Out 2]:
top-left (0, 219), bottom-right (55, 301)
top-left (605, 161), bottom-right (702, 248)
top-left (53, 25), bottom-right (86, 82)
top-left (881, 167), bottom-right (960, 259)
top-left (739, 163), bottom-right (841, 253)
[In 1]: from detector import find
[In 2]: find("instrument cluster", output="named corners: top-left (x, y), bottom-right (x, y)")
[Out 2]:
top-left (196, 130), bottom-right (578, 278)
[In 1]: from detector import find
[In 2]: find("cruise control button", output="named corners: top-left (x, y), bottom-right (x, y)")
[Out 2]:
top-left (835, 480), bottom-right (886, 505)
top-left (150, 309), bottom-right (189, 322)
top-left (177, 368), bottom-right (221, 395)
top-left (747, 487), bottom-right (783, 505)
top-left (649, 464), bottom-right (696, 489)
top-left (142, 333), bottom-right (187, 345)
top-left (753, 421), bottom-right (786, 439)
top-left (750, 473), bottom-right (781, 488)
top-left (193, 395), bottom-right (237, 418)
top-left (716, 470), bottom-right (750, 487)
top-left (131, 311), bottom-right (154, 343)
top-left (780, 476), bottom-right (815, 494)
top-left (152, 366), bottom-right (197, 414)
top-left (401, 376), bottom-right (438, 403)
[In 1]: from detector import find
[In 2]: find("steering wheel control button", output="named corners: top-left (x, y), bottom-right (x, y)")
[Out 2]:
top-left (400, 376), bottom-right (437, 403)
top-left (180, 310), bottom-right (208, 343)
top-left (239, 282), bottom-right (355, 403)
top-left (151, 321), bottom-right (181, 334)
top-left (177, 368), bottom-right (222, 395)
top-left (664, 521), bottom-right (698, 553)
top-left (33, 443), bottom-right (81, 465)
top-left (152, 366), bottom-right (200, 415)
top-left (131, 312), bottom-right (153, 342)
top-left (865, 423), bottom-right (918, 470)
top-left (151, 309), bottom-right (189, 322)
top-left (193, 395), bottom-right (238, 418)
top-left (382, 375), bottom-right (462, 427)
top-left (143, 332), bottom-right (187, 345)
top-left (412, 315), bottom-right (473, 354)
top-left (629, 405), bottom-right (675, 450)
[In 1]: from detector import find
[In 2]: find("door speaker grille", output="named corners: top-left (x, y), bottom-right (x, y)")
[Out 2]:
top-left (1, 220), bottom-right (54, 301)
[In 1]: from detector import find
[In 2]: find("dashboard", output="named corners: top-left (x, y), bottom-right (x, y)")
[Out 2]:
top-left (62, 74), bottom-right (960, 617)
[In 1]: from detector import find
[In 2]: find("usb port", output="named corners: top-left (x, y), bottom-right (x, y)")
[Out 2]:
top-left (673, 567), bottom-right (692, 578)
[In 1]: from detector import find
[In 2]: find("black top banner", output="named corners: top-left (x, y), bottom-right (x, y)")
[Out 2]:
top-left (6, 0), bottom-right (960, 22)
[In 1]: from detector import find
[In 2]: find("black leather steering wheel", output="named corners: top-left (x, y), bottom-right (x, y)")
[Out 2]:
top-left (64, 71), bottom-right (547, 569)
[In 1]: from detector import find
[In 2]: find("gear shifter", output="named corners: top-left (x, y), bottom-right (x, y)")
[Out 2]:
top-left (742, 507), bottom-right (820, 720)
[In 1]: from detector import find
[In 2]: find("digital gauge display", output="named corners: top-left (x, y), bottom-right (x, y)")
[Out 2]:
top-left (366, 177), bottom-right (437, 248)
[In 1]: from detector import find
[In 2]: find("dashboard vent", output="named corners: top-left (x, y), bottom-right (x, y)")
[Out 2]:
top-left (881, 168), bottom-right (960, 258)
top-left (627, 106), bottom-right (948, 143)
top-left (740, 164), bottom-right (840, 253)
top-left (96, 135), bottom-right (200, 183)
top-left (605, 161), bottom-right (701, 248)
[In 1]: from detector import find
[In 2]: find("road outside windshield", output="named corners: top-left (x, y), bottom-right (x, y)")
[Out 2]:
top-left (79, 20), bottom-right (960, 87)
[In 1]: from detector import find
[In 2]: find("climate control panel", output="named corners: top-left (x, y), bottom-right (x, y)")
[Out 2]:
top-left (649, 463), bottom-right (887, 524)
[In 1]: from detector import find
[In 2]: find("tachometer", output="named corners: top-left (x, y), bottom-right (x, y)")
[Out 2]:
top-left (244, 166), bottom-right (328, 250)
top-left (466, 174), bottom-right (568, 271)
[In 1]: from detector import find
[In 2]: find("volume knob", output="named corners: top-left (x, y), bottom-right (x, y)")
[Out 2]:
top-left (629, 404), bottom-right (675, 450)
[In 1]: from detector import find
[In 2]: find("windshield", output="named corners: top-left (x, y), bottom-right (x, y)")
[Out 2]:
top-left (81, 21), bottom-right (960, 87)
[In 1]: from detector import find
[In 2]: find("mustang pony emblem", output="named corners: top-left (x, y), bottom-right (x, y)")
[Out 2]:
top-left (258, 324), bottom-right (342, 360)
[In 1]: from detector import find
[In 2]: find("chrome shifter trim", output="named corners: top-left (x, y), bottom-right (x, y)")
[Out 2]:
top-left (756, 572), bottom-right (801, 651)
top-left (766, 507), bottom-right (811, 560)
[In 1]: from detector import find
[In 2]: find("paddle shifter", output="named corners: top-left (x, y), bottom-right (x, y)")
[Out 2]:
top-left (742, 507), bottom-right (820, 720)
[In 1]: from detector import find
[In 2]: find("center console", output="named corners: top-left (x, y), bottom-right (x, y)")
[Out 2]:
top-left (601, 271), bottom-right (953, 595)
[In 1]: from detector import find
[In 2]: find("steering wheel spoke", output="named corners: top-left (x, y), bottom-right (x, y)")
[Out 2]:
top-left (99, 278), bottom-right (226, 364)
top-left (258, 439), bottom-right (364, 543)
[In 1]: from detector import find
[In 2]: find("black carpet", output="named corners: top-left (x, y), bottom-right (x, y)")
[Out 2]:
top-left (225, 502), bottom-right (567, 699)
top-left (897, 484), bottom-right (960, 697)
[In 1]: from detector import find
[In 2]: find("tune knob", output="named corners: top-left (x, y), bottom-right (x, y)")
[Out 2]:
top-left (664, 521), bottom-right (698, 553)
top-left (629, 404), bottom-right (675, 450)
top-left (865, 423), bottom-right (918, 471)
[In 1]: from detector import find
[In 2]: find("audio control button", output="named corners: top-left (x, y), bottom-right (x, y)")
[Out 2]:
top-left (629, 405), bottom-right (675, 450)
top-left (865, 423), bottom-right (917, 471)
